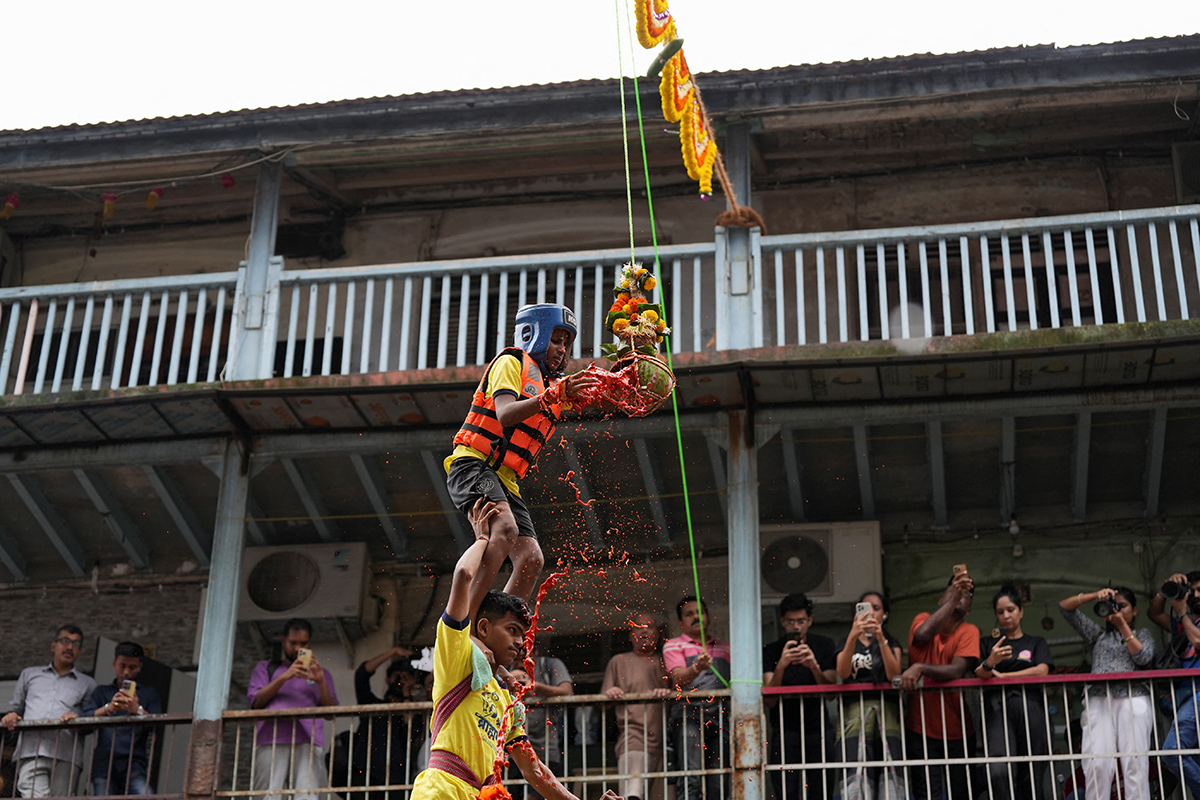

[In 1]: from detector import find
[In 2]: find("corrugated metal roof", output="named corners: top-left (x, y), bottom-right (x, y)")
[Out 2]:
top-left (5, 35), bottom-right (1197, 137)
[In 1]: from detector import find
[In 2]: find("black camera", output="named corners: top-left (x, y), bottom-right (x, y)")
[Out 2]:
top-left (1094, 600), bottom-right (1115, 617)
top-left (1162, 580), bottom-right (1188, 601)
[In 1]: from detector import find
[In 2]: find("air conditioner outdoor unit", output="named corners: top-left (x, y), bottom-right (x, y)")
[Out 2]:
top-left (238, 543), bottom-right (368, 621)
top-left (759, 522), bottom-right (882, 605)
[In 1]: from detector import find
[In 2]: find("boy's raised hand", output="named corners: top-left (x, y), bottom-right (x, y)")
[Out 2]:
top-left (468, 498), bottom-right (502, 541)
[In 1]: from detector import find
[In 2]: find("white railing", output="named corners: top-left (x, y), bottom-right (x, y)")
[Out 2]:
top-left (769, 669), bottom-right (1200, 800)
top-left (759, 204), bottom-right (1200, 346)
top-left (0, 272), bottom-right (240, 396)
top-left (271, 243), bottom-right (717, 379)
top-left (220, 691), bottom-right (729, 800)
top-left (3, 205), bottom-right (1199, 396)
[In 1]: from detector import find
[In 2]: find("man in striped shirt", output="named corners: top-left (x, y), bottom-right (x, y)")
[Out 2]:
top-left (664, 597), bottom-right (731, 800)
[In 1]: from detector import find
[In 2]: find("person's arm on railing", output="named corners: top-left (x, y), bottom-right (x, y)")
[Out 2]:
top-left (898, 656), bottom-right (971, 690)
top-left (2, 673), bottom-right (28, 730)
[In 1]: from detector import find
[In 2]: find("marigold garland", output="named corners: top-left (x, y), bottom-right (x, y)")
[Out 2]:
top-left (635, 0), bottom-right (676, 48)
top-left (660, 50), bottom-right (694, 123)
top-left (679, 97), bottom-right (716, 196)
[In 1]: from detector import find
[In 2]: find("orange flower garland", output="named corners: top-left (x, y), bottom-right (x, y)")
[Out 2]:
top-left (660, 50), bottom-right (694, 123)
top-left (679, 97), bottom-right (716, 196)
top-left (635, 0), bottom-right (676, 48)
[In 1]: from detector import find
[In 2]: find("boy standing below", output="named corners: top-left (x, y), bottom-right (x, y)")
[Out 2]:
top-left (445, 304), bottom-right (597, 605)
top-left (410, 499), bottom-right (621, 800)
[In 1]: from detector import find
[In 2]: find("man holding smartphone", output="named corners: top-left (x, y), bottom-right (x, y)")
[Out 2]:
top-left (247, 618), bottom-right (338, 800)
top-left (762, 593), bottom-right (837, 800)
top-left (85, 641), bottom-right (162, 795)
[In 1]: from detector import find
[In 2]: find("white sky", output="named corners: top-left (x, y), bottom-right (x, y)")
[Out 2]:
top-left (3, 0), bottom-right (1197, 131)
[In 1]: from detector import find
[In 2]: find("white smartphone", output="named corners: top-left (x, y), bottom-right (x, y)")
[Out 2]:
top-left (855, 602), bottom-right (873, 619)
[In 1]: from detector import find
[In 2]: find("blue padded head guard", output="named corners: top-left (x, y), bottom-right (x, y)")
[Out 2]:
top-left (513, 303), bottom-right (577, 377)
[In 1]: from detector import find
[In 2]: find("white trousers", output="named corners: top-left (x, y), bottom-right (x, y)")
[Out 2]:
top-left (17, 757), bottom-right (81, 798)
top-left (252, 743), bottom-right (328, 800)
top-left (616, 749), bottom-right (660, 800)
top-left (1080, 693), bottom-right (1153, 800)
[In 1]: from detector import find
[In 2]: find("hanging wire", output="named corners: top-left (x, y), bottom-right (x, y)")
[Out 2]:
top-left (616, 0), bottom-right (727, 687)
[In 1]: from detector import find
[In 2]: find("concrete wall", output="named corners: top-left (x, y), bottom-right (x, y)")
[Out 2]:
top-left (0, 580), bottom-right (204, 679)
top-left (12, 157), bottom-right (1178, 287)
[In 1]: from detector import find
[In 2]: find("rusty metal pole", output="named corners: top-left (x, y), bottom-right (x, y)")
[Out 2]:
top-left (726, 409), bottom-right (764, 800)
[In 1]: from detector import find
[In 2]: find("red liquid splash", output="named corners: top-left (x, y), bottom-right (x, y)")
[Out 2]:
top-left (558, 470), bottom-right (595, 507)
top-left (574, 356), bottom-right (673, 418)
top-left (484, 566), bottom-right (568, 794)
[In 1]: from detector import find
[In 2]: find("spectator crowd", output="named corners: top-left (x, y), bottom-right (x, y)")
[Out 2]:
top-left (5, 565), bottom-right (1200, 800)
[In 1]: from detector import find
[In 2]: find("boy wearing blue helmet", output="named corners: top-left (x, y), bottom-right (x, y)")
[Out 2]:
top-left (444, 303), bottom-right (598, 606)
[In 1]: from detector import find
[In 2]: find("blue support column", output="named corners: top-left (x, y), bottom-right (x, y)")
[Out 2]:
top-left (188, 440), bottom-right (249, 799)
top-left (715, 122), bottom-right (762, 352)
top-left (229, 161), bottom-right (283, 380)
top-left (725, 409), bottom-right (765, 800)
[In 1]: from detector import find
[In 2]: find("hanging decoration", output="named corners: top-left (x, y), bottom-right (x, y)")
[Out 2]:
top-left (634, 0), bottom-right (766, 230)
top-left (1, 193), bottom-right (18, 220)
top-left (573, 262), bottom-right (676, 417)
top-left (679, 89), bottom-right (717, 196)
top-left (659, 50), bottom-right (694, 123)
top-left (146, 188), bottom-right (164, 210)
top-left (634, 0), bottom-right (676, 48)
top-left (101, 191), bottom-right (118, 219)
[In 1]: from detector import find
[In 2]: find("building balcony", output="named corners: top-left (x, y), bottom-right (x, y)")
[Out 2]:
top-left (2, 203), bottom-right (1198, 414)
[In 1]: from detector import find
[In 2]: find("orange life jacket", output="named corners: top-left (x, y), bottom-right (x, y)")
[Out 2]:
top-left (453, 348), bottom-right (561, 479)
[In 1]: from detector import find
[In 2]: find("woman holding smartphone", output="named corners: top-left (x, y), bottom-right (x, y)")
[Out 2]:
top-left (835, 591), bottom-right (904, 798)
top-left (975, 582), bottom-right (1053, 800)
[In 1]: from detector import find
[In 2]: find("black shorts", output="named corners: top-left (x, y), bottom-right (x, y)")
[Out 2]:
top-left (445, 457), bottom-right (537, 540)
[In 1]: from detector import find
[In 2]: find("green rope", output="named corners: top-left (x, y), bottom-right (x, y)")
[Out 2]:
top-left (619, 0), bottom-right (729, 690)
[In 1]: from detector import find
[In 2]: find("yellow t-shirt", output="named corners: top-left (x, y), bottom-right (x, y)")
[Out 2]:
top-left (444, 354), bottom-right (524, 497)
top-left (410, 613), bottom-right (527, 800)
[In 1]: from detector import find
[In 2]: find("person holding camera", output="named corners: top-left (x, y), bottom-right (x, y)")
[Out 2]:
top-left (975, 582), bottom-right (1053, 800)
top-left (1148, 571), bottom-right (1200, 795)
top-left (1059, 587), bottom-right (1156, 800)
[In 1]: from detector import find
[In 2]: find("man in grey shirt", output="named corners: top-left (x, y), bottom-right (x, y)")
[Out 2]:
top-left (2, 624), bottom-right (97, 797)
top-left (512, 642), bottom-right (573, 799)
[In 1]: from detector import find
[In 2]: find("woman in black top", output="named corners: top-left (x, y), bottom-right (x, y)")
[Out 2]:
top-left (975, 582), bottom-right (1053, 800)
top-left (835, 591), bottom-right (904, 798)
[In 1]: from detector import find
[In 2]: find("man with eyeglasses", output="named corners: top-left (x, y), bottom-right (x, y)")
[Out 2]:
top-left (2, 625), bottom-right (97, 797)
top-left (898, 569), bottom-right (980, 800)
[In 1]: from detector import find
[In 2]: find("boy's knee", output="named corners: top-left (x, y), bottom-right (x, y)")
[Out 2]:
top-left (520, 542), bottom-right (544, 573)
top-left (490, 515), bottom-right (520, 547)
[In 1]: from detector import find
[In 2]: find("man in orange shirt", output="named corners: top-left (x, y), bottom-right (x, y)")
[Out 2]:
top-left (897, 571), bottom-right (980, 800)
